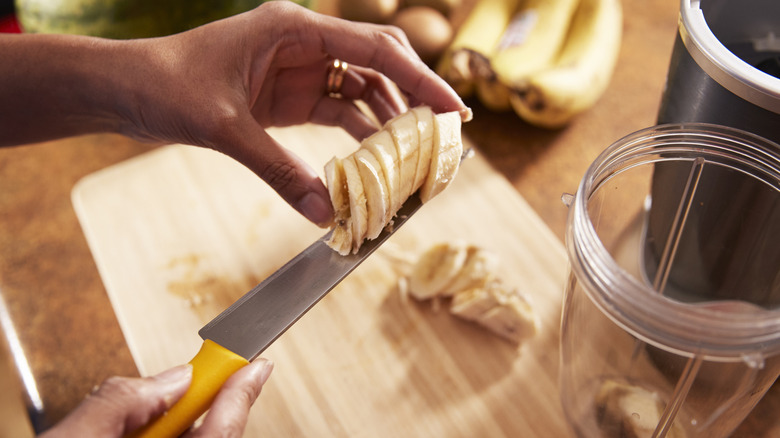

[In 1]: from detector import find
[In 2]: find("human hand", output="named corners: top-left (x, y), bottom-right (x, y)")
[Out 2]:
top-left (40, 359), bottom-right (273, 438)
top-left (115, 1), bottom-right (469, 226)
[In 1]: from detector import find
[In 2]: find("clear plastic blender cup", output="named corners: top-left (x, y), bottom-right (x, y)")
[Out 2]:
top-left (560, 124), bottom-right (780, 438)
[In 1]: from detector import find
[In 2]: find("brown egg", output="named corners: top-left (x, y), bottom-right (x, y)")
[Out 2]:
top-left (339, 0), bottom-right (400, 23)
top-left (402, 0), bottom-right (462, 16)
top-left (391, 6), bottom-right (453, 64)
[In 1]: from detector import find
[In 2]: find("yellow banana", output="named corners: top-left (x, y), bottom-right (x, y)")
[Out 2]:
top-left (509, 0), bottom-right (623, 128)
top-left (435, 0), bottom-right (520, 98)
top-left (476, 0), bottom-right (581, 111)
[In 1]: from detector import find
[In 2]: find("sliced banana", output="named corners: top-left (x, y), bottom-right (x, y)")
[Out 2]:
top-left (324, 106), bottom-right (466, 254)
top-left (448, 284), bottom-right (498, 319)
top-left (341, 156), bottom-right (367, 252)
top-left (450, 281), bottom-right (537, 344)
top-left (411, 106), bottom-right (435, 193)
top-left (595, 380), bottom-right (688, 438)
top-left (324, 157), bottom-right (347, 220)
top-left (328, 225), bottom-right (352, 256)
top-left (362, 129), bottom-right (399, 222)
top-left (408, 241), bottom-right (469, 299)
top-left (388, 110), bottom-right (421, 202)
top-left (420, 111), bottom-right (463, 203)
top-left (355, 149), bottom-right (389, 240)
top-left (324, 157), bottom-right (352, 255)
top-left (445, 245), bottom-right (500, 293)
top-left (406, 241), bottom-right (538, 345)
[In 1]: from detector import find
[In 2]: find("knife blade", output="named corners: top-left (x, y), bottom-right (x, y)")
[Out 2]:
top-left (202, 191), bottom-right (423, 360)
top-left (128, 193), bottom-right (424, 438)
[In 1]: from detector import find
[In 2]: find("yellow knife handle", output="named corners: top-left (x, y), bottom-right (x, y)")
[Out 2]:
top-left (127, 339), bottom-right (249, 438)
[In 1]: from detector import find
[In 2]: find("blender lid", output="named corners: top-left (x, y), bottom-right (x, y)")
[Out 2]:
top-left (679, 0), bottom-right (780, 114)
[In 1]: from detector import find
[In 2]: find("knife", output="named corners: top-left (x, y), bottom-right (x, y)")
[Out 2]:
top-left (128, 192), bottom-right (425, 438)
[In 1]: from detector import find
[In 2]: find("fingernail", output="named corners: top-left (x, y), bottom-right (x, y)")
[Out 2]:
top-left (256, 359), bottom-right (274, 385)
top-left (298, 192), bottom-right (333, 227)
top-left (154, 364), bottom-right (193, 384)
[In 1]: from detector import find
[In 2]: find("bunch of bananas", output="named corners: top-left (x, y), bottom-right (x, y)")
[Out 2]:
top-left (436, 0), bottom-right (623, 128)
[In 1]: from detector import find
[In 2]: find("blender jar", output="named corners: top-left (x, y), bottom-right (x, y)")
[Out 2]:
top-left (658, 0), bottom-right (780, 142)
top-left (560, 124), bottom-right (780, 438)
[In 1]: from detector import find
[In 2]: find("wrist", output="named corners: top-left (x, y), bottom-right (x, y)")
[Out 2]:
top-left (0, 34), bottom-right (154, 145)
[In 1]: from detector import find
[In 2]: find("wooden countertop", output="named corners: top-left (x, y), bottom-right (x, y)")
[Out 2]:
top-left (0, 0), bottom-right (777, 435)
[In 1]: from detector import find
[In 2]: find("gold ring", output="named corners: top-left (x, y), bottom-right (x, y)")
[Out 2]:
top-left (326, 59), bottom-right (349, 97)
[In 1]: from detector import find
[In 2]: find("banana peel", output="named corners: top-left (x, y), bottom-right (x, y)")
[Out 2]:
top-left (441, 0), bottom-right (623, 127)
top-left (436, 0), bottom-right (520, 98)
top-left (477, 0), bottom-right (581, 112)
top-left (509, 0), bottom-right (623, 128)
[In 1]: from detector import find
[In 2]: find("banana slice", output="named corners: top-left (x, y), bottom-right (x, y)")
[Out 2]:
top-left (408, 242), bottom-right (469, 300)
top-left (324, 157), bottom-right (352, 255)
top-left (420, 111), bottom-right (463, 203)
top-left (405, 241), bottom-right (538, 345)
top-left (388, 110), bottom-right (420, 202)
top-left (411, 106), bottom-right (435, 193)
top-left (445, 246), bottom-right (500, 294)
top-left (342, 156), bottom-right (367, 252)
top-left (595, 380), bottom-right (687, 438)
top-left (324, 106), bottom-right (466, 255)
top-left (450, 281), bottom-right (537, 344)
top-left (328, 226), bottom-right (353, 256)
top-left (355, 149), bottom-right (389, 240)
top-left (362, 129), bottom-right (400, 222)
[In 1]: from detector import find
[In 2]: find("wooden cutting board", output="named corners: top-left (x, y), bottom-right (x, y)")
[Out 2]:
top-left (72, 124), bottom-right (570, 437)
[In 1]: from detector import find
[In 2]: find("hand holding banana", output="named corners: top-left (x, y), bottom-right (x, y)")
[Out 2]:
top-left (437, 0), bottom-right (622, 128)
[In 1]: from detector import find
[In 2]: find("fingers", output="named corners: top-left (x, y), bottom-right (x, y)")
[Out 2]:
top-left (41, 364), bottom-right (193, 437)
top-left (262, 2), bottom-right (467, 119)
top-left (222, 114), bottom-right (334, 227)
top-left (309, 97), bottom-right (381, 141)
top-left (338, 64), bottom-right (408, 124)
top-left (185, 359), bottom-right (273, 438)
top-left (308, 63), bottom-right (408, 141)
top-left (314, 15), bottom-right (469, 119)
top-left (42, 359), bottom-right (272, 438)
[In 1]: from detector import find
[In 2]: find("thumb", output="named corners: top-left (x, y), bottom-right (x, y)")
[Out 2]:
top-left (220, 115), bottom-right (334, 227)
top-left (44, 364), bottom-right (193, 437)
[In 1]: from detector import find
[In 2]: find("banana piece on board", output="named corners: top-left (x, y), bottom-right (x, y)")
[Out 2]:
top-left (477, 0), bottom-right (581, 111)
top-left (509, 0), bottom-right (623, 128)
top-left (406, 242), bottom-right (537, 345)
top-left (445, 245), bottom-right (500, 293)
top-left (408, 241), bottom-right (470, 299)
top-left (324, 106), bottom-right (467, 255)
top-left (450, 280), bottom-right (538, 344)
top-left (595, 380), bottom-right (687, 438)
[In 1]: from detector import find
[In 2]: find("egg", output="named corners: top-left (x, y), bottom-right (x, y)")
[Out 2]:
top-left (402, 0), bottom-right (462, 16)
top-left (339, 0), bottom-right (400, 23)
top-left (391, 6), bottom-right (453, 64)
